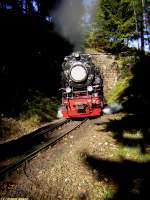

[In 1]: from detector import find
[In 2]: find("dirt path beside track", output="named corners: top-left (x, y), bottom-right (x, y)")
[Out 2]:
top-left (0, 114), bottom-right (122, 199)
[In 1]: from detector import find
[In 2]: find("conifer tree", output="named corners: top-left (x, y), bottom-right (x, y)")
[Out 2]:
top-left (85, 0), bottom-right (138, 51)
top-left (95, 0), bottom-right (136, 51)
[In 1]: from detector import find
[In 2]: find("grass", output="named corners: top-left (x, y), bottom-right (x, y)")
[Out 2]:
top-left (105, 76), bottom-right (132, 104)
top-left (116, 144), bottom-right (150, 162)
top-left (103, 187), bottom-right (114, 200)
top-left (0, 94), bottom-right (60, 142)
top-left (113, 128), bottom-right (150, 162)
top-left (106, 113), bottom-right (150, 162)
top-left (123, 130), bottom-right (143, 140)
top-left (98, 118), bottom-right (150, 199)
top-left (22, 94), bottom-right (60, 122)
top-left (85, 48), bottom-right (104, 54)
top-left (0, 115), bottom-right (40, 141)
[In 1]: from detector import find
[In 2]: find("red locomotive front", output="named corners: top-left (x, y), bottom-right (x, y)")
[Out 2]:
top-left (60, 52), bottom-right (103, 118)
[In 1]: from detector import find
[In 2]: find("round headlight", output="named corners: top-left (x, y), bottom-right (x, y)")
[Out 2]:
top-left (66, 87), bottom-right (71, 93)
top-left (70, 65), bottom-right (87, 82)
top-left (87, 86), bottom-right (93, 92)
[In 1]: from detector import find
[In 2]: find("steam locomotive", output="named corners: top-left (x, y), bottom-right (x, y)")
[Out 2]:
top-left (60, 52), bottom-right (103, 118)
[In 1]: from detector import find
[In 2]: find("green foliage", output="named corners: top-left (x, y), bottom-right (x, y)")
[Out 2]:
top-left (103, 188), bottom-right (114, 200)
top-left (21, 90), bottom-right (60, 122)
top-left (105, 54), bottom-right (137, 104)
top-left (105, 76), bottom-right (132, 104)
top-left (116, 129), bottom-right (150, 161)
top-left (84, 0), bottom-right (137, 52)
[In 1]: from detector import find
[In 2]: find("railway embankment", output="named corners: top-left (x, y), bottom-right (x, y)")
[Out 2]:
top-left (0, 50), bottom-right (134, 144)
top-left (1, 113), bottom-right (150, 199)
top-left (0, 114), bottom-right (120, 199)
top-left (90, 51), bottom-right (136, 104)
top-left (1, 51), bottom-right (150, 199)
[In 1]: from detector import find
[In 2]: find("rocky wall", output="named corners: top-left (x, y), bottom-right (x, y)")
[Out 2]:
top-left (91, 53), bottom-right (121, 97)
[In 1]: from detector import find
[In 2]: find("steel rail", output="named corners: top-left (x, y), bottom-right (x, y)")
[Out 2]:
top-left (0, 119), bottom-right (87, 180)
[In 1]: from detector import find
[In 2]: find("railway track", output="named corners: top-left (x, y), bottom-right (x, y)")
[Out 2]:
top-left (0, 118), bottom-right (87, 180)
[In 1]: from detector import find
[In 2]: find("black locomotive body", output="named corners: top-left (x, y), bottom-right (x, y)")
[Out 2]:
top-left (60, 52), bottom-right (103, 118)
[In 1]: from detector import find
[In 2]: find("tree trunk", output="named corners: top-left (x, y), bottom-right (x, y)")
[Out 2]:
top-left (140, 0), bottom-right (145, 52)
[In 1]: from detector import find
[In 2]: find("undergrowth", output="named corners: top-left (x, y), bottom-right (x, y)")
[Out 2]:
top-left (0, 91), bottom-right (60, 141)
top-left (105, 76), bottom-right (132, 104)
top-left (104, 53), bottom-right (137, 104)
top-left (21, 91), bottom-right (60, 122)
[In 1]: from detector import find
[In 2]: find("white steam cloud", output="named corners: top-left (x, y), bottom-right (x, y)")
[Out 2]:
top-left (51, 0), bottom-right (98, 50)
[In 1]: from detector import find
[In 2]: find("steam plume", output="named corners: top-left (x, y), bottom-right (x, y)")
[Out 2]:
top-left (52, 0), bottom-right (98, 50)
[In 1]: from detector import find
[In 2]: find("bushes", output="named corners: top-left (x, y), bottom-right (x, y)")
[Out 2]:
top-left (21, 90), bottom-right (60, 122)
top-left (105, 54), bottom-right (135, 104)
top-left (105, 76), bottom-right (132, 104)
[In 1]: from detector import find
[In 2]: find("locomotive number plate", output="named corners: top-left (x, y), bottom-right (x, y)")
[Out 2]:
top-left (75, 103), bottom-right (84, 110)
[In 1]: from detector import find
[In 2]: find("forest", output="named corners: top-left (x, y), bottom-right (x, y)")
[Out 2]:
top-left (1, 1), bottom-right (150, 199)
top-left (0, 0), bottom-right (150, 121)
top-left (85, 0), bottom-right (150, 52)
top-left (0, 0), bottom-right (73, 119)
